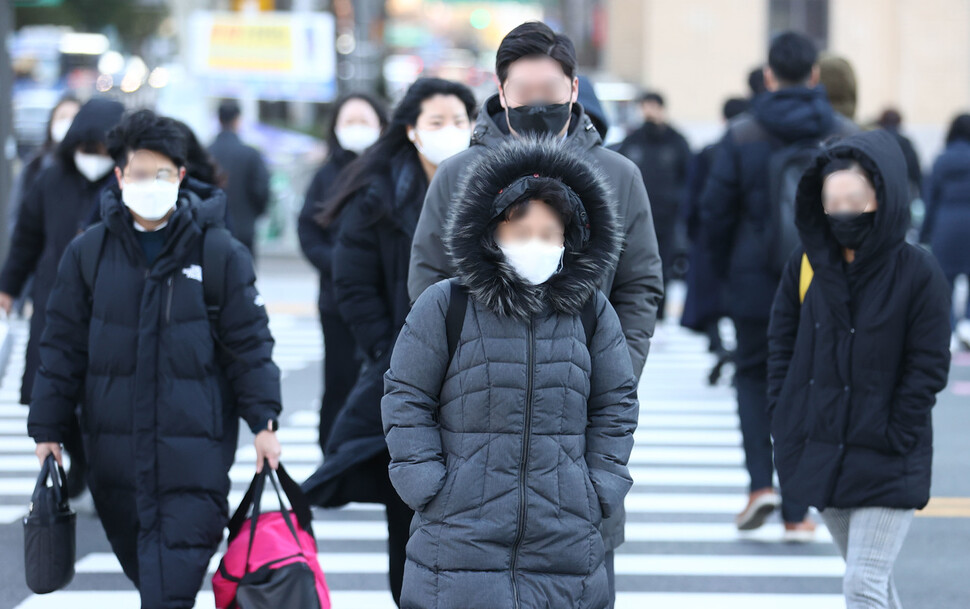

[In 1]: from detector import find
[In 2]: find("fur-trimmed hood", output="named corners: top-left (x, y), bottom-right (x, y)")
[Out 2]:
top-left (445, 136), bottom-right (621, 319)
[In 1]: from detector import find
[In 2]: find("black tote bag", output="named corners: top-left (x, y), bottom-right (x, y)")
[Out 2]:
top-left (23, 454), bottom-right (76, 594)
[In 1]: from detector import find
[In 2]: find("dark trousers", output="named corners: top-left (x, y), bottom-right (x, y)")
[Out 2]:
top-left (733, 318), bottom-right (808, 523)
top-left (605, 550), bottom-right (615, 608)
top-left (386, 493), bottom-right (413, 607)
top-left (319, 311), bottom-right (360, 453)
top-left (945, 272), bottom-right (970, 329)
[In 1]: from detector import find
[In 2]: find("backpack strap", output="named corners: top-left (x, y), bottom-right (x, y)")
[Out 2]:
top-left (202, 227), bottom-right (233, 325)
top-left (799, 253), bottom-right (814, 304)
top-left (580, 296), bottom-right (598, 347)
top-left (78, 223), bottom-right (107, 298)
top-left (445, 279), bottom-right (468, 363)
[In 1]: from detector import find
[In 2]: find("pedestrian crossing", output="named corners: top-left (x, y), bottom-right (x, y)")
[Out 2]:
top-left (2, 314), bottom-right (848, 608)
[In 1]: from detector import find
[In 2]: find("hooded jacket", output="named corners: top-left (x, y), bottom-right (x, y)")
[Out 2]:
top-left (767, 130), bottom-right (951, 510)
top-left (407, 93), bottom-right (663, 381)
top-left (0, 98), bottom-right (124, 404)
top-left (28, 181), bottom-right (281, 608)
top-left (920, 140), bottom-right (970, 278)
top-left (383, 138), bottom-right (638, 609)
top-left (701, 86), bottom-right (858, 320)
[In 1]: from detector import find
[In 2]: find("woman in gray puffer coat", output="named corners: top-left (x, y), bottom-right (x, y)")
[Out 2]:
top-left (381, 136), bottom-right (639, 609)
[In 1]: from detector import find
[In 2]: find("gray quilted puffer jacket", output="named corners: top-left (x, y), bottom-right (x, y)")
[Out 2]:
top-left (382, 137), bottom-right (639, 609)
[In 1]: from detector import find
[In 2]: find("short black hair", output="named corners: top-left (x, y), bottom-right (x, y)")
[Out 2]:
top-left (107, 109), bottom-right (187, 169)
top-left (946, 113), bottom-right (970, 146)
top-left (218, 99), bottom-right (242, 127)
top-left (496, 22), bottom-right (577, 84)
top-left (748, 67), bottom-right (767, 96)
top-left (723, 97), bottom-right (749, 120)
top-left (638, 91), bottom-right (665, 107)
top-left (768, 31), bottom-right (818, 85)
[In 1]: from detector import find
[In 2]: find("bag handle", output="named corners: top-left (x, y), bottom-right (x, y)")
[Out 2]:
top-left (226, 462), bottom-right (314, 541)
top-left (242, 463), bottom-right (304, 575)
top-left (31, 454), bottom-right (68, 512)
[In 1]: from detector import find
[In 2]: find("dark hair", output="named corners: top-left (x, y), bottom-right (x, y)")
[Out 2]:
top-left (327, 92), bottom-right (389, 158)
top-left (638, 91), bottom-right (664, 107)
top-left (318, 78), bottom-right (477, 226)
top-left (173, 120), bottom-right (223, 186)
top-left (748, 67), bottom-right (767, 96)
top-left (496, 22), bottom-right (577, 84)
top-left (499, 178), bottom-right (573, 228)
top-left (877, 108), bottom-right (903, 130)
top-left (723, 97), bottom-right (749, 120)
top-left (218, 99), bottom-right (241, 127)
top-left (768, 31), bottom-right (818, 85)
top-left (820, 157), bottom-right (870, 184)
top-left (946, 113), bottom-right (970, 146)
top-left (107, 109), bottom-right (188, 169)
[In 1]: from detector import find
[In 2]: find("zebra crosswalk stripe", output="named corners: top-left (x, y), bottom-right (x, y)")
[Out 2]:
top-left (2, 316), bottom-right (847, 608)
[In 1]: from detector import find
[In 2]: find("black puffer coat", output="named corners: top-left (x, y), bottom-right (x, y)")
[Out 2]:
top-left (0, 98), bottom-right (123, 404)
top-left (767, 130), bottom-right (951, 510)
top-left (920, 140), bottom-right (970, 278)
top-left (27, 182), bottom-right (282, 609)
top-left (301, 148), bottom-right (428, 506)
top-left (383, 138), bottom-right (639, 609)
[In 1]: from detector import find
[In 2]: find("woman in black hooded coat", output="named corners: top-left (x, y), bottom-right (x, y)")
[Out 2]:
top-left (768, 130), bottom-right (951, 608)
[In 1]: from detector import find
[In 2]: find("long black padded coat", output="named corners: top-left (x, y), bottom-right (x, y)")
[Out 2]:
top-left (27, 182), bottom-right (282, 609)
top-left (767, 130), bottom-right (951, 510)
top-left (382, 138), bottom-right (639, 609)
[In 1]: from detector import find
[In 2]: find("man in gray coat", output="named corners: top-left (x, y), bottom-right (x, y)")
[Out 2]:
top-left (406, 21), bottom-right (664, 604)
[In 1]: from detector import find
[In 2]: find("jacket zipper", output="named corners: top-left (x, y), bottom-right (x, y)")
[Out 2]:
top-left (509, 316), bottom-right (535, 609)
top-left (165, 276), bottom-right (174, 323)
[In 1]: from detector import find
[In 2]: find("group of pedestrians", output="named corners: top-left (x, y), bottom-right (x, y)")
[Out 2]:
top-left (1, 18), bottom-right (963, 609)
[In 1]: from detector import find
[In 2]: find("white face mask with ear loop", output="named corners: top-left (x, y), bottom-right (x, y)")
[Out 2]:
top-left (498, 238), bottom-right (565, 285)
top-left (122, 179), bottom-right (181, 222)
top-left (408, 126), bottom-right (471, 166)
top-left (50, 118), bottom-right (73, 144)
top-left (73, 151), bottom-right (115, 182)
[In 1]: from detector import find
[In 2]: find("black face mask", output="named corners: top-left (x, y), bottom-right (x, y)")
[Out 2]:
top-left (827, 211), bottom-right (875, 250)
top-left (506, 103), bottom-right (571, 136)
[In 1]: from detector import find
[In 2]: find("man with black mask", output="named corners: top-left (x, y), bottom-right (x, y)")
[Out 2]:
top-left (407, 21), bottom-right (664, 607)
top-left (617, 91), bottom-right (692, 319)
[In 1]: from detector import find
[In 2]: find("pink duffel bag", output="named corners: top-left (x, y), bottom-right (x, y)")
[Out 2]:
top-left (213, 462), bottom-right (331, 609)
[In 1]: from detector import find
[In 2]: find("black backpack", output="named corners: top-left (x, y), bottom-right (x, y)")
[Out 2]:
top-left (444, 279), bottom-right (598, 364)
top-left (765, 139), bottom-right (824, 275)
top-left (77, 223), bottom-right (233, 329)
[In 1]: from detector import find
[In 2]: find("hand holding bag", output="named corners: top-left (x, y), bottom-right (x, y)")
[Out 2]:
top-left (23, 454), bottom-right (76, 594)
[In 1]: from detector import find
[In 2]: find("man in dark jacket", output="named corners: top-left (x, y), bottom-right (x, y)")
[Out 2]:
top-left (29, 110), bottom-right (282, 609)
top-left (406, 22), bottom-right (663, 604)
top-left (700, 31), bottom-right (857, 538)
top-left (207, 99), bottom-right (271, 256)
top-left (617, 91), bottom-right (692, 318)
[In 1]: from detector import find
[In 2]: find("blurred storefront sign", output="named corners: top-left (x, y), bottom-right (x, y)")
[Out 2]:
top-left (188, 11), bottom-right (336, 103)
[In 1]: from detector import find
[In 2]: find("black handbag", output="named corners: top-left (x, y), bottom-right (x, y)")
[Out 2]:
top-left (23, 454), bottom-right (76, 594)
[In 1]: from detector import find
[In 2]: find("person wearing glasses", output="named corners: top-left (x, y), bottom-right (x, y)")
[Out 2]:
top-left (767, 130), bottom-right (951, 609)
top-left (407, 24), bottom-right (662, 603)
top-left (28, 109), bottom-right (282, 609)
top-left (383, 137), bottom-right (638, 608)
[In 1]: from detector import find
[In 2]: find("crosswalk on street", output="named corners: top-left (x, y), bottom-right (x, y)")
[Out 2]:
top-left (2, 313), bottom-right (848, 608)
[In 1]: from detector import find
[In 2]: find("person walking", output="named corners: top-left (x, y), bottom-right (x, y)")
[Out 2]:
top-left (701, 31), bottom-right (857, 539)
top-left (383, 136), bottom-right (638, 609)
top-left (616, 91), bottom-right (692, 319)
top-left (208, 99), bottom-right (271, 256)
top-left (301, 78), bottom-right (476, 607)
top-left (299, 93), bottom-right (388, 454)
top-left (768, 130), bottom-right (951, 608)
top-left (28, 110), bottom-right (283, 609)
top-left (406, 25), bottom-right (662, 600)
top-left (920, 114), bottom-right (970, 350)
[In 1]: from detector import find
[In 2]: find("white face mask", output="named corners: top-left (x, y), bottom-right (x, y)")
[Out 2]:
top-left (50, 118), bottom-right (73, 144)
top-left (122, 180), bottom-right (180, 222)
top-left (73, 152), bottom-right (115, 182)
top-left (499, 238), bottom-right (565, 285)
top-left (335, 124), bottom-right (380, 155)
top-left (409, 125), bottom-right (470, 166)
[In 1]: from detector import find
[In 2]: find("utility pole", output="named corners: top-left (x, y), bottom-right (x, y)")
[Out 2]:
top-left (0, 0), bottom-right (15, 260)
